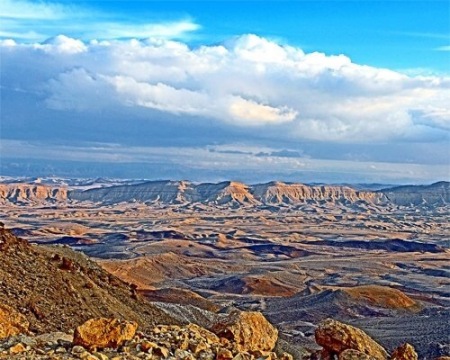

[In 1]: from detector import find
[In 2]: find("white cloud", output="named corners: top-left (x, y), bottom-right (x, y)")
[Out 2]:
top-left (41, 35), bottom-right (87, 54)
top-left (1, 34), bottom-right (449, 142)
top-left (435, 45), bottom-right (450, 51)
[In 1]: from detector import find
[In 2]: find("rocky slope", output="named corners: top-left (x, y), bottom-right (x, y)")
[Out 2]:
top-left (0, 226), bottom-right (179, 334)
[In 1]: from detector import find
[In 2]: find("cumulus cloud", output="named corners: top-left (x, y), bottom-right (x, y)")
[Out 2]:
top-left (1, 34), bottom-right (449, 142)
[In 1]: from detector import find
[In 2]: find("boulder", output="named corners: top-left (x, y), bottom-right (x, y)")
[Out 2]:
top-left (0, 304), bottom-right (29, 339)
top-left (73, 318), bottom-right (137, 350)
top-left (315, 318), bottom-right (387, 360)
top-left (391, 343), bottom-right (418, 360)
top-left (212, 310), bottom-right (278, 353)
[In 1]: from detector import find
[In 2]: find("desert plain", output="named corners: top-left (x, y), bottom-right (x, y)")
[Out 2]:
top-left (0, 179), bottom-right (449, 358)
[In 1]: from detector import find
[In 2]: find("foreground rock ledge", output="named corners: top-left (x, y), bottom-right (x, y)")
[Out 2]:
top-left (212, 310), bottom-right (278, 352)
top-left (73, 318), bottom-right (137, 350)
top-left (315, 318), bottom-right (388, 360)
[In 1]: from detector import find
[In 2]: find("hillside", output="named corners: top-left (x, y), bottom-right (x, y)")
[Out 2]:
top-left (0, 226), bottom-right (180, 334)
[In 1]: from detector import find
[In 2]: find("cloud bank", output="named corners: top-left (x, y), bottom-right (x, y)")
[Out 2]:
top-left (1, 33), bottom-right (449, 182)
top-left (2, 34), bottom-right (449, 142)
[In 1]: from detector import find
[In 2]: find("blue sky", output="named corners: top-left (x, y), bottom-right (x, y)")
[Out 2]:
top-left (0, 0), bottom-right (449, 183)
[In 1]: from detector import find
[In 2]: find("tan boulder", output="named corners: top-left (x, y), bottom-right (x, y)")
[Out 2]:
top-left (0, 303), bottom-right (29, 339)
top-left (9, 343), bottom-right (27, 355)
top-left (212, 310), bottom-right (278, 352)
top-left (73, 318), bottom-right (138, 350)
top-left (391, 343), bottom-right (418, 360)
top-left (315, 318), bottom-right (388, 360)
top-left (339, 349), bottom-right (377, 359)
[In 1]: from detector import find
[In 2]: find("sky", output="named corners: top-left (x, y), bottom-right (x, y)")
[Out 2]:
top-left (0, 0), bottom-right (449, 184)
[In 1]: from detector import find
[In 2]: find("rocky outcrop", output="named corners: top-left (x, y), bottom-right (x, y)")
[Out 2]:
top-left (0, 304), bottom-right (29, 339)
top-left (212, 310), bottom-right (278, 353)
top-left (391, 343), bottom-right (418, 360)
top-left (73, 318), bottom-right (137, 350)
top-left (315, 318), bottom-right (388, 360)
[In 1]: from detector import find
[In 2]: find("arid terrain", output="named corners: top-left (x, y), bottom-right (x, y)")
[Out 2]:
top-left (0, 178), bottom-right (449, 358)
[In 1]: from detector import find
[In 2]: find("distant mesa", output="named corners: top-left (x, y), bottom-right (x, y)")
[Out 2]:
top-left (0, 183), bottom-right (67, 204)
top-left (379, 181), bottom-right (449, 207)
top-left (1, 179), bottom-right (448, 208)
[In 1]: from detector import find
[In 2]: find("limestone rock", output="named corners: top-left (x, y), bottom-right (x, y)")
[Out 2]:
top-left (0, 304), bottom-right (29, 339)
top-left (391, 343), bottom-right (418, 360)
top-left (73, 318), bottom-right (138, 350)
top-left (339, 349), bottom-right (377, 359)
top-left (212, 310), bottom-right (278, 352)
top-left (315, 318), bottom-right (387, 360)
top-left (8, 342), bottom-right (26, 355)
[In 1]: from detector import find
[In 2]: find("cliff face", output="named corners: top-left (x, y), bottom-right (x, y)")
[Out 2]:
top-left (69, 180), bottom-right (191, 204)
top-left (0, 184), bottom-right (67, 204)
top-left (251, 181), bottom-right (386, 205)
top-left (69, 180), bottom-right (387, 206)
